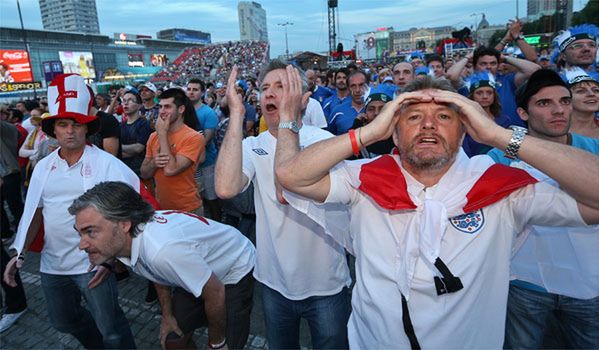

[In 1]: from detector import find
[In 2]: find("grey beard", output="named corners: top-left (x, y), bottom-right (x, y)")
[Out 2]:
top-left (404, 153), bottom-right (451, 171)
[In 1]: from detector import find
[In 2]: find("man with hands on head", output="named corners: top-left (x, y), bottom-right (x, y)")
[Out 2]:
top-left (274, 74), bottom-right (599, 348)
top-left (70, 181), bottom-right (255, 350)
top-left (215, 62), bottom-right (352, 349)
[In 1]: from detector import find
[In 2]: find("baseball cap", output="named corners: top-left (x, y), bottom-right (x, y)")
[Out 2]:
top-left (365, 91), bottom-right (392, 106)
top-left (515, 69), bottom-right (568, 109)
top-left (141, 82), bottom-right (157, 93)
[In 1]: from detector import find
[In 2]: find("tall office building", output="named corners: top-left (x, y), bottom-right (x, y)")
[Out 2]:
top-left (527, 0), bottom-right (573, 25)
top-left (238, 1), bottom-right (268, 41)
top-left (39, 0), bottom-right (100, 34)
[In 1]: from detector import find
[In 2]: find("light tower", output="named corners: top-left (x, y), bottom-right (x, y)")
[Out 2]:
top-left (328, 0), bottom-right (338, 58)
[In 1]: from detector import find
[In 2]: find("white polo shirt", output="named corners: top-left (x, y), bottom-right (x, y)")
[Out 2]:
top-left (303, 98), bottom-right (327, 128)
top-left (241, 125), bottom-right (351, 300)
top-left (324, 156), bottom-right (585, 349)
top-left (119, 211), bottom-right (255, 298)
top-left (39, 156), bottom-right (87, 274)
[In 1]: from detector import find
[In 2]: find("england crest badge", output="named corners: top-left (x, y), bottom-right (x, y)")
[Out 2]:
top-left (449, 209), bottom-right (485, 234)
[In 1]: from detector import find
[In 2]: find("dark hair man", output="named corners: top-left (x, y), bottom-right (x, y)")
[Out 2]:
top-left (306, 69), bottom-right (333, 105)
top-left (447, 46), bottom-right (541, 127)
top-left (274, 68), bottom-right (599, 348)
top-left (328, 70), bottom-right (369, 135)
top-left (140, 88), bottom-right (205, 215)
top-left (322, 68), bottom-right (350, 119)
top-left (427, 55), bottom-right (445, 78)
top-left (488, 69), bottom-right (599, 349)
top-left (187, 78), bottom-right (222, 220)
top-left (69, 181), bottom-right (256, 349)
top-left (120, 91), bottom-right (151, 175)
top-left (392, 61), bottom-right (415, 95)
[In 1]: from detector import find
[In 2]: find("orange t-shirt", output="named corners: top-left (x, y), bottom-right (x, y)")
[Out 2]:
top-left (146, 125), bottom-right (205, 211)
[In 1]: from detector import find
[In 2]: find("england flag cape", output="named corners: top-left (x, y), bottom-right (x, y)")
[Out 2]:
top-left (11, 144), bottom-right (157, 256)
top-left (284, 149), bottom-right (538, 299)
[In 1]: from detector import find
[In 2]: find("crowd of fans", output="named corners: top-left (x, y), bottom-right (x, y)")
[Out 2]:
top-left (152, 40), bottom-right (269, 85)
top-left (1, 19), bottom-right (598, 349)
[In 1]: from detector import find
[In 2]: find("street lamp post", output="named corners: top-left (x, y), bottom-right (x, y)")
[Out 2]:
top-left (278, 22), bottom-right (293, 60)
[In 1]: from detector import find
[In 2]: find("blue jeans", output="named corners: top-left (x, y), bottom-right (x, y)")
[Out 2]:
top-left (505, 284), bottom-right (599, 349)
top-left (41, 272), bottom-right (136, 349)
top-left (261, 283), bottom-right (350, 349)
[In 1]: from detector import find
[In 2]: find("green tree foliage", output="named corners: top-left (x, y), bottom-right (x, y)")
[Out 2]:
top-left (571, 1), bottom-right (599, 26)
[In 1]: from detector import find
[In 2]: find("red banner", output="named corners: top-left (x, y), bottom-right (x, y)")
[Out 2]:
top-left (0, 50), bottom-right (33, 83)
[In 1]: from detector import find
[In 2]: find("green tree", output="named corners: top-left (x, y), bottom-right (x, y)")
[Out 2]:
top-left (488, 30), bottom-right (505, 47)
top-left (571, 1), bottom-right (599, 26)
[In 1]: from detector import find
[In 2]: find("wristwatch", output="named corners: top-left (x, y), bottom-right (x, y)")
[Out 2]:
top-left (504, 126), bottom-right (528, 159)
top-left (278, 121), bottom-right (300, 134)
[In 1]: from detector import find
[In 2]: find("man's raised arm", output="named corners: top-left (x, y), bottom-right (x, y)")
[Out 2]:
top-left (215, 65), bottom-right (249, 199)
top-left (275, 65), bottom-right (428, 202)
top-left (431, 90), bottom-right (599, 223)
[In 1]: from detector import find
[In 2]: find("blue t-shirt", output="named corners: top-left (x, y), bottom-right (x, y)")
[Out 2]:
top-left (120, 117), bottom-right (151, 175)
top-left (322, 93), bottom-right (349, 121)
top-left (462, 114), bottom-right (512, 157)
top-left (328, 101), bottom-right (364, 136)
top-left (496, 72), bottom-right (525, 127)
top-left (487, 132), bottom-right (599, 293)
top-left (312, 85), bottom-right (334, 105)
top-left (196, 104), bottom-right (219, 167)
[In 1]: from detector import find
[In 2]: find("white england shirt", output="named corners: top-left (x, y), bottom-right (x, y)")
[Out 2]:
top-left (119, 211), bottom-right (255, 298)
top-left (324, 156), bottom-right (586, 349)
top-left (241, 125), bottom-right (351, 300)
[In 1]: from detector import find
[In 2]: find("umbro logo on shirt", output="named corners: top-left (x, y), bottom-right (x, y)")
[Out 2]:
top-left (252, 148), bottom-right (268, 155)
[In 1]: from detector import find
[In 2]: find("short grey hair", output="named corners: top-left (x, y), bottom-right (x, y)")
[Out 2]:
top-left (400, 77), bottom-right (460, 114)
top-left (68, 181), bottom-right (155, 237)
top-left (402, 76), bottom-right (457, 93)
top-left (258, 59), bottom-right (309, 93)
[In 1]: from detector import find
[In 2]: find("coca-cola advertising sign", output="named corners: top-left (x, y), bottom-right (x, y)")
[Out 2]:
top-left (0, 50), bottom-right (33, 83)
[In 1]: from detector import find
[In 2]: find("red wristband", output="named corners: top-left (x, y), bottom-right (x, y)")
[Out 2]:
top-left (348, 129), bottom-right (359, 156)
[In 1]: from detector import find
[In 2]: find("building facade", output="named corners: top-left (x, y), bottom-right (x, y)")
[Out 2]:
top-left (0, 27), bottom-right (192, 85)
top-left (238, 1), bottom-right (268, 41)
top-left (157, 28), bottom-right (211, 44)
top-left (355, 28), bottom-right (393, 61)
top-left (527, 0), bottom-right (573, 26)
top-left (390, 26), bottom-right (454, 53)
top-left (38, 0), bottom-right (100, 34)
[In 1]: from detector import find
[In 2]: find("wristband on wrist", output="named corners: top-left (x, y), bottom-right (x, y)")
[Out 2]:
top-left (348, 129), bottom-right (360, 156)
top-left (357, 127), bottom-right (366, 149)
top-left (209, 338), bottom-right (227, 349)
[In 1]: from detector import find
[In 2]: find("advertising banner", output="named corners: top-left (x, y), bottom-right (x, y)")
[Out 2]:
top-left (128, 53), bottom-right (144, 67)
top-left (42, 60), bottom-right (64, 83)
top-left (58, 51), bottom-right (96, 79)
top-left (150, 54), bottom-right (168, 66)
top-left (0, 81), bottom-right (42, 93)
top-left (0, 50), bottom-right (33, 83)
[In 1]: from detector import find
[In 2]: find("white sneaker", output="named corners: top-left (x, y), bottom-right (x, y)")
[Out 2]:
top-left (0, 309), bottom-right (27, 333)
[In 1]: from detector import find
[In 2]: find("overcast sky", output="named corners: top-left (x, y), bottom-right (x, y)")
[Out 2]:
top-left (0, 0), bottom-right (589, 57)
